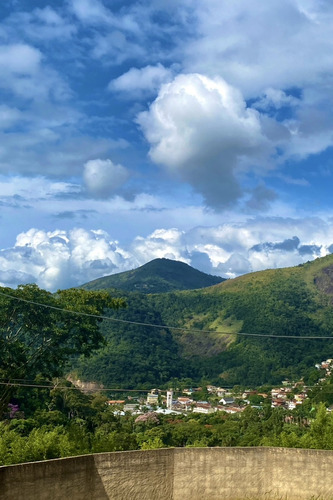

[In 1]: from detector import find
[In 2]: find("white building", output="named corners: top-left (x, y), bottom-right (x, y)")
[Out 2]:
top-left (166, 390), bottom-right (173, 410)
top-left (193, 407), bottom-right (216, 414)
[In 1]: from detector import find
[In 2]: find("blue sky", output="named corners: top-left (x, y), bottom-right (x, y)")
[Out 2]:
top-left (1, 0), bottom-right (333, 290)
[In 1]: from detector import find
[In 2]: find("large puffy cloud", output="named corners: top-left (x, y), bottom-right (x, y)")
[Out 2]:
top-left (132, 228), bottom-right (187, 263)
top-left (137, 73), bottom-right (272, 210)
top-left (1, 217), bottom-right (333, 291)
top-left (73, 0), bottom-right (333, 174)
top-left (0, 228), bottom-right (135, 291)
top-left (130, 218), bottom-right (333, 280)
top-left (83, 159), bottom-right (130, 198)
top-left (179, 0), bottom-right (333, 164)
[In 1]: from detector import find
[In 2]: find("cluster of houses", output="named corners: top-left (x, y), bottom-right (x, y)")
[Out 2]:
top-left (106, 358), bottom-right (333, 416)
top-left (315, 358), bottom-right (333, 379)
top-left (107, 389), bottom-right (308, 415)
top-left (271, 386), bottom-right (308, 410)
top-left (268, 357), bottom-right (333, 410)
top-left (107, 389), bottom-right (240, 416)
top-left (106, 386), bottom-right (295, 415)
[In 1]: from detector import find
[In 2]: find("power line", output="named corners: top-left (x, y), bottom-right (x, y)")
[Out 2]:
top-left (0, 380), bottom-right (329, 393)
top-left (0, 289), bottom-right (333, 340)
top-left (0, 381), bottom-right (165, 392)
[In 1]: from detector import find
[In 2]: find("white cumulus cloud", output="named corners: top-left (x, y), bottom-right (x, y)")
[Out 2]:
top-left (0, 228), bottom-right (134, 291)
top-left (137, 73), bottom-right (271, 210)
top-left (1, 217), bottom-right (333, 290)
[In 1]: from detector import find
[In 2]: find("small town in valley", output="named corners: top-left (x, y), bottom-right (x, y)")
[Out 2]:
top-left (104, 358), bottom-right (333, 418)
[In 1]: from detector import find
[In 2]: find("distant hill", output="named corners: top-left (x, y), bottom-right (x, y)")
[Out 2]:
top-left (74, 253), bottom-right (333, 389)
top-left (80, 258), bottom-right (225, 293)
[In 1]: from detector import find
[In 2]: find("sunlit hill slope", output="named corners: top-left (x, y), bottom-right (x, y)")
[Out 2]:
top-left (74, 254), bottom-right (333, 388)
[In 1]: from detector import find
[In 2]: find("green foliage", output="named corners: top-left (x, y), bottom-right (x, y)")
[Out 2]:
top-left (0, 423), bottom-right (76, 465)
top-left (4, 383), bottom-right (333, 467)
top-left (77, 255), bottom-right (333, 388)
top-left (5, 254), bottom-right (333, 412)
top-left (5, 256), bottom-right (333, 467)
top-left (0, 284), bottom-right (125, 414)
top-left (75, 291), bottom-right (196, 388)
top-left (140, 437), bottom-right (165, 450)
top-left (92, 429), bottom-right (137, 453)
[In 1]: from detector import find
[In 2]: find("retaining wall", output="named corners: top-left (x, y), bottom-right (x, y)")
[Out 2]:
top-left (1, 447), bottom-right (333, 499)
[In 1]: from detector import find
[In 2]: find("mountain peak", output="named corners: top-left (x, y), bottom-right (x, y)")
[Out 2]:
top-left (80, 258), bottom-right (225, 293)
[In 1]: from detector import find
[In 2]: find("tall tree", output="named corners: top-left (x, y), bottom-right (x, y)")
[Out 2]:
top-left (0, 284), bottom-right (125, 416)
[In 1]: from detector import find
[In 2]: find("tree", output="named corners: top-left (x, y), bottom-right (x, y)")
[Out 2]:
top-left (300, 403), bottom-right (333, 449)
top-left (0, 284), bottom-right (125, 416)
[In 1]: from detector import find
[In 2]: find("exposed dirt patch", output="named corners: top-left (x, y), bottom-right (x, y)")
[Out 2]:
top-left (314, 264), bottom-right (333, 297)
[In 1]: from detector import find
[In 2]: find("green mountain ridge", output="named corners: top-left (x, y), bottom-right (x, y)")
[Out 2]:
top-left (80, 257), bottom-right (225, 293)
top-left (74, 254), bottom-right (333, 389)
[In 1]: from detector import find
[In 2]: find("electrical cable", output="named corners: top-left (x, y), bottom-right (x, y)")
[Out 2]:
top-left (0, 381), bottom-right (166, 392)
top-left (0, 289), bottom-right (332, 340)
top-left (0, 380), bottom-right (327, 392)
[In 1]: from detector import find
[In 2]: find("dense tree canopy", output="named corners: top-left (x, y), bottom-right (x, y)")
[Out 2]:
top-left (0, 284), bottom-right (125, 415)
top-left (1, 390), bottom-right (333, 467)
top-left (75, 269), bottom-right (333, 389)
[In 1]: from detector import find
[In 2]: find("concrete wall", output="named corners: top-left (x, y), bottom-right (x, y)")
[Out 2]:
top-left (1, 447), bottom-right (333, 500)
top-left (173, 447), bottom-right (333, 500)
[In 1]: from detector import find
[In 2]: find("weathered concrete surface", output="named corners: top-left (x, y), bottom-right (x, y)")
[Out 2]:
top-left (1, 447), bottom-right (333, 500)
top-left (0, 454), bottom-right (108, 500)
top-left (94, 449), bottom-right (174, 500)
top-left (0, 449), bottom-right (174, 500)
top-left (173, 447), bottom-right (333, 499)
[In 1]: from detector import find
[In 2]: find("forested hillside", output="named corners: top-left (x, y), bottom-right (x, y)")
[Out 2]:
top-left (75, 291), bottom-right (198, 388)
top-left (75, 254), bottom-right (333, 388)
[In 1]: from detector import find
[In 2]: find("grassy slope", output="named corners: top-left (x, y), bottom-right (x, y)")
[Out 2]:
top-left (154, 254), bottom-right (333, 381)
top-left (198, 255), bottom-right (333, 384)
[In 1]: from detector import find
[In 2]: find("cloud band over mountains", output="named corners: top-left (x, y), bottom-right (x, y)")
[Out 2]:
top-left (1, 217), bottom-right (332, 291)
